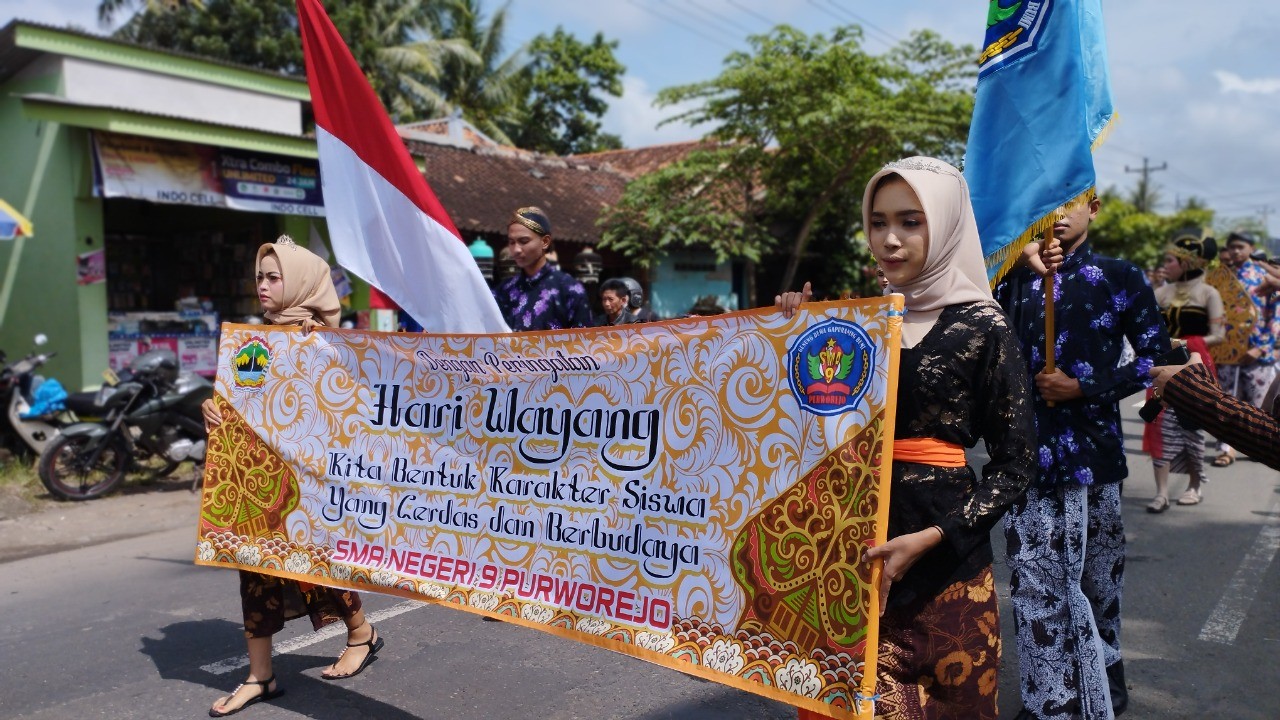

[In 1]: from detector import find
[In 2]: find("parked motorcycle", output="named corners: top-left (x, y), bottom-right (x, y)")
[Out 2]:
top-left (0, 335), bottom-right (101, 458)
top-left (38, 349), bottom-right (213, 500)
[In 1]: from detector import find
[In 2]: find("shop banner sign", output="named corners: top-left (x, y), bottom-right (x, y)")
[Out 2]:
top-left (91, 131), bottom-right (324, 217)
top-left (195, 298), bottom-right (903, 719)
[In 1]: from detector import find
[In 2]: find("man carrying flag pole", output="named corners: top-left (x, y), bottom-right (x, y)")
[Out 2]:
top-left (967, 2), bottom-right (1171, 718)
top-left (296, 0), bottom-right (509, 334)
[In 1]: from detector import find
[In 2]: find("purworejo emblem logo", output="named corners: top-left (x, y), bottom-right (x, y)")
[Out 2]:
top-left (232, 336), bottom-right (271, 389)
top-left (786, 318), bottom-right (875, 416)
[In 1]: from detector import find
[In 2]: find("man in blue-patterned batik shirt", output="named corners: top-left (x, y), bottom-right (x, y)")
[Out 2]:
top-left (995, 194), bottom-right (1171, 720)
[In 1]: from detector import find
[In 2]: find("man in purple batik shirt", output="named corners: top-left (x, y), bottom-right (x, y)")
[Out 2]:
top-left (493, 207), bottom-right (592, 331)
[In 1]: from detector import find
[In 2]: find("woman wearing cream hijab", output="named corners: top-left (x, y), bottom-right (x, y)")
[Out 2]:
top-left (783, 158), bottom-right (1035, 719)
top-left (203, 237), bottom-right (386, 717)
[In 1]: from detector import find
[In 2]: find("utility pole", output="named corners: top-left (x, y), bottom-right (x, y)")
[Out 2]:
top-left (1124, 157), bottom-right (1167, 213)
top-left (1262, 205), bottom-right (1276, 253)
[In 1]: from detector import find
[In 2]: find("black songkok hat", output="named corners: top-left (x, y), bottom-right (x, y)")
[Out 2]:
top-left (1227, 230), bottom-right (1257, 246)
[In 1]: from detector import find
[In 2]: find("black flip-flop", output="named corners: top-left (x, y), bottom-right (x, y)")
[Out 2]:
top-left (322, 628), bottom-right (384, 680)
top-left (209, 675), bottom-right (285, 717)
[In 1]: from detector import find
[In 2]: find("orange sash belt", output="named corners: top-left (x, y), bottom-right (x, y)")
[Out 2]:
top-left (893, 437), bottom-right (967, 467)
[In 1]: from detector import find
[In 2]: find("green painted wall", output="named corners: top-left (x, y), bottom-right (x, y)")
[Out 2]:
top-left (0, 64), bottom-right (107, 391)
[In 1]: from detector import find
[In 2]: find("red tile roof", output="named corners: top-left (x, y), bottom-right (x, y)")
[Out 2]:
top-left (407, 140), bottom-right (629, 246)
top-left (570, 140), bottom-right (717, 178)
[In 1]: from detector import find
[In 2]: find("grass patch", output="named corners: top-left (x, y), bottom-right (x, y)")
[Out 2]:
top-left (0, 455), bottom-right (41, 490)
top-left (0, 454), bottom-right (46, 518)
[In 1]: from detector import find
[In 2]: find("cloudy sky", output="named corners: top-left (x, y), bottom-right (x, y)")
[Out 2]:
top-left (6, 0), bottom-right (1279, 236)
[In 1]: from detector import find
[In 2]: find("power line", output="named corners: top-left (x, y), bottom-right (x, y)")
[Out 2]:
top-left (818, 0), bottom-right (901, 47)
top-left (654, 0), bottom-right (745, 45)
top-left (623, 0), bottom-right (738, 51)
top-left (686, 0), bottom-right (759, 38)
top-left (1188, 186), bottom-right (1280, 201)
top-left (724, 0), bottom-right (780, 29)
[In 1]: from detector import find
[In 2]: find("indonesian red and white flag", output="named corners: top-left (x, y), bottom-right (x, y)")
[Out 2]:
top-left (296, 0), bottom-right (509, 333)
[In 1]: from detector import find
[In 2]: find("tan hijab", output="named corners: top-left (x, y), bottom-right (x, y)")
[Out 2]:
top-left (256, 236), bottom-right (341, 328)
top-left (862, 157), bottom-right (994, 347)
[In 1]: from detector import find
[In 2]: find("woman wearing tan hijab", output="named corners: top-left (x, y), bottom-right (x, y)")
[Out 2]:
top-left (781, 158), bottom-right (1036, 720)
top-left (203, 236), bottom-right (385, 717)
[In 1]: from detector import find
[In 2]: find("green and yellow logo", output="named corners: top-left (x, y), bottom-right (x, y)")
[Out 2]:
top-left (232, 336), bottom-right (271, 389)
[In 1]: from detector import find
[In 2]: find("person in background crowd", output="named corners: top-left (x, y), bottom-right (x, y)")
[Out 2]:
top-left (1150, 352), bottom-right (1280, 471)
top-left (995, 191), bottom-right (1170, 720)
top-left (494, 207), bottom-right (592, 331)
top-left (875, 265), bottom-right (890, 291)
top-left (618, 277), bottom-right (659, 322)
top-left (1256, 255), bottom-right (1280, 295)
top-left (202, 237), bottom-right (386, 717)
top-left (597, 278), bottom-right (639, 326)
top-left (685, 295), bottom-right (727, 317)
top-left (1212, 231), bottom-right (1279, 466)
top-left (1147, 235), bottom-right (1224, 510)
top-left (787, 156), bottom-right (1035, 720)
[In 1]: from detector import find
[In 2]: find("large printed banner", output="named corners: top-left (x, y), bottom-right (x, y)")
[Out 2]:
top-left (91, 131), bottom-right (325, 217)
top-left (195, 298), bottom-right (903, 719)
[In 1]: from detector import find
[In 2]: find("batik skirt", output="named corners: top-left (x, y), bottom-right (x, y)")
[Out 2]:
top-left (1151, 405), bottom-right (1205, 474)
top-left (798, 566), bottom-right (1002, 720)
top-left (239, 570), bottom-right (362, 639)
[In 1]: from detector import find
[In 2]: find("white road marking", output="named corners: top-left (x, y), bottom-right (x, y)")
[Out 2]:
top-left (1198, 496), bottom-right (1280, 644)
top-left (200, 600), bottom-right (428, 675)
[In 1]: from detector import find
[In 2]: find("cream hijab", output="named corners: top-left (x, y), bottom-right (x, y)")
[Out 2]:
top-left (256, 236), bottom-right (341, 328)
top-left (862, 157), bottom-right (994, 348)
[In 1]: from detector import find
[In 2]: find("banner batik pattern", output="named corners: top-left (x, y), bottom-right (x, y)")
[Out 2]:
top-left (195, 298), bottom-right (903, 719)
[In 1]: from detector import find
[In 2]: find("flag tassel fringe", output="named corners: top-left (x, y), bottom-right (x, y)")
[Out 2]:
top-left (985, 186), bottom-right (1097, 289)
top-left (1091, 112), bottom-right (1118, 152)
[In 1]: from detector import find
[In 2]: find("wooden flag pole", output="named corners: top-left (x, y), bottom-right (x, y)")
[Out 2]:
top-left (1043, 227), bottom-right (1057, 408)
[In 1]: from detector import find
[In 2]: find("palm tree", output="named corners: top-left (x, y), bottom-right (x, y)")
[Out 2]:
top-left (432, 0), bottom-right (527, 144)
top-left (364, 0), bottom-right (482, 122)
top-left (97, 0), bottom-right (483, 125)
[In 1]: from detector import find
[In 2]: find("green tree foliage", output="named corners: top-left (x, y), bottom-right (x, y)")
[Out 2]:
top-left (429, 0), bottom-right (525, 144)
top-left (98, 0), bottom-right (204, 27)
top-left (100, 0), bottom-right (622, 148)
top-left (107, 0), bottom-right (474, 124)
top-left (599, 26), bottom-right (975, 299)
top-left (600, 146), bottom-right (772, 268)
top-left (1089, 188), bottom-right (1216, 271)
top-left (504, 28), bottom-right (625, 155)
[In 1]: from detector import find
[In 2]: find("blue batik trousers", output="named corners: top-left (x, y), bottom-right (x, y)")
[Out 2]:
top-left (1005, 482), bottom-right (1124, 720)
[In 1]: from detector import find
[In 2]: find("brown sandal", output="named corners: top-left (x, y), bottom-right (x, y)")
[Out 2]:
top-left (1213, 452), bottom-right (1235, 467)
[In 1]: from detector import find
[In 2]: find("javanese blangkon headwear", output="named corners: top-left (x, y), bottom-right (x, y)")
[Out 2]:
top-left (510, 206), bottom-right (552, 236)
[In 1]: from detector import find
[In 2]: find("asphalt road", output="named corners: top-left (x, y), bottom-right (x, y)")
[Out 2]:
top-left (1, 407), bottom-right (1277, 720)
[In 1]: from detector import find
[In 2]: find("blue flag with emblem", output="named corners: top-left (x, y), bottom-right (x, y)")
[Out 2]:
top-left (964, 0), bottom-right (1115, 287)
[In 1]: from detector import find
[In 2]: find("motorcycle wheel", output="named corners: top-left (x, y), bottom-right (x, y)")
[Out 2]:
top-left (39, 434), bottom-right (129, 501)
